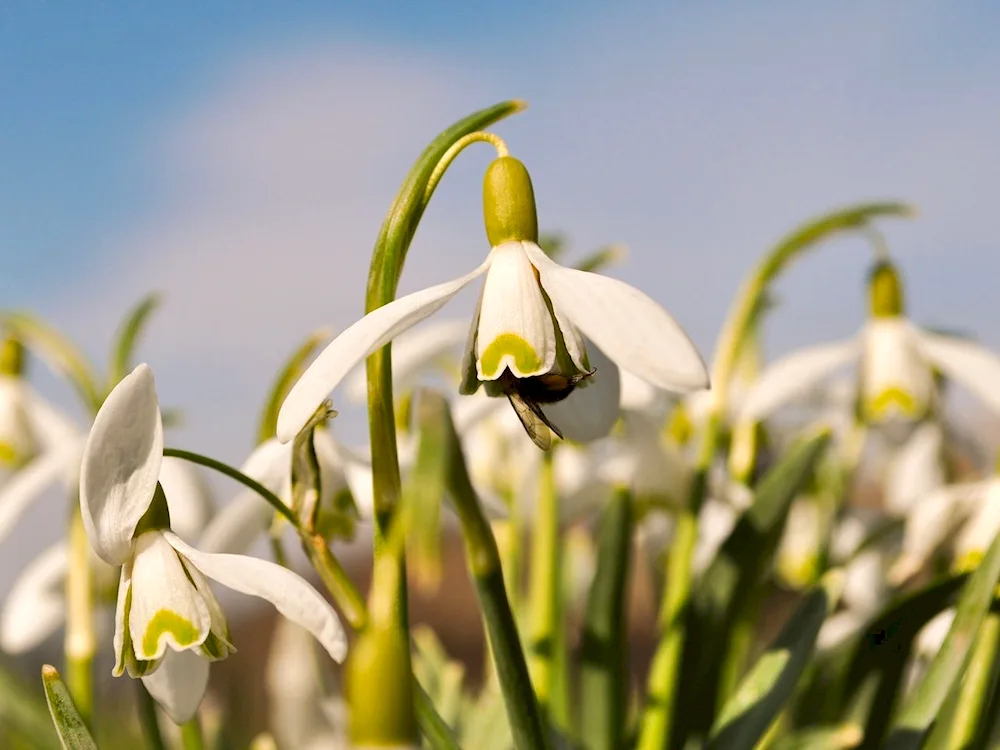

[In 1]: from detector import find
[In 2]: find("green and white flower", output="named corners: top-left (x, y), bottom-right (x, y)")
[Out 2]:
top-left (739, 260), bottom-right (1000, 435)
top-left (80, 364), bottom-right (347, 723)
top-left (277, 155), bottom-right (707, 447)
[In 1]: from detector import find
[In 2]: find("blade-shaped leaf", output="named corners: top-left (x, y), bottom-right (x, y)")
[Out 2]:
top-left (884, 525), bottom-right (1000, 748)
top-left (3, 313), bottom-right (101, 412)
top-left (41, 666), bottom-right (97, 750)
top-left (707, 571), bottom-right (844, 750)
top-left (109, 293), bottom-right (162, 386)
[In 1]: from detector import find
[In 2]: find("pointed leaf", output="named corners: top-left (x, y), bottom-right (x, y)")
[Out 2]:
top-left (708, 571), bottom-right (844, 749)
top-left (41, 665), bottom-right (97, 749)
top-left (109, 293), bottom-right (163, 387)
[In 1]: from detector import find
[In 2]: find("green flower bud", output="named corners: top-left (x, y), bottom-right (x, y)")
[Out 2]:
top-left (868, 260), bottom-right (905, 318)
top-left (483, 156), bottom-right (538, 246)
top-left (0, 336), bottom-right (25, 377)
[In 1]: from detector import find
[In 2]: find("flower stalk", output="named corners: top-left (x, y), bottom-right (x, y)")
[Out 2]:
top-left (64, 503), bottom-right (94, 729)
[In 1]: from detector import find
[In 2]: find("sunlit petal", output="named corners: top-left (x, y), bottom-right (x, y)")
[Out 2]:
top-left (882, 420), bottom-right (946, 515)
top-left (0, 542), bottom-right (68, 653)
top-left (523, 241), bottom-right (708, 393)
top-left (164, 532), bottom-right (347, 663)
top-left (80, 364), bottom-right (164, 565)
top-left (0, 438), bottom-right (84, 546)
top-left (917, 330), bottom-right (1000, 416)
top-left (141, 649), bottom-right (210, 724)
top-left (476, 242), bottom-right (556, 380)
top-left (740, 338), bottom-right (860, 422)
top-left (860, 319), bottom-right (933, 422)
top-left (129, 531), bottom-right (211, 662)
top-left (540, 343), bottom-right (621, 442)
top-left (277, 260), bottom-right (491, 443)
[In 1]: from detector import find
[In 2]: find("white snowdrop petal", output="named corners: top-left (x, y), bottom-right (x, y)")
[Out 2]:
top-left (476, 242), bottom-right (556, 380)
top-left (740, 339), bottom-right (860, 422)
top-left (198, 492), bottom-right (273, 555)
top-left (540, 343), bottom-right (621, 443)
top-left (23, 388), bottom-right (81, 453)
top-left (0, 542), bottom-right (68, 653)
top-left (523, 241), bottom-right (708, 393)
top-left (344, 319), bottom-right (470, 402)
top-left (861, 319), bottom-right (933, 421)
top-left (883, 421), bottom-right (945, 516)
top-left (129, 532), bottom-right (211, 661)
top-left (165, 532), bottom-right (348, 663)
top-left (277, 261), bottom-right (491, 443)
top-left (141, 649), bottom-right (210, 724)
top-left (0, 439), bottom-right (84, 546)
top-left (80, 364), bottom-right (164, 565)
top-left (917, 330), bottom-right (1000, 416)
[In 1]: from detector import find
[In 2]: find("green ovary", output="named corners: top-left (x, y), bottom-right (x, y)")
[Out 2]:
top-left (141, 609), bottom-right (202, 657)
top-left (479, 333), bottom-right (543, 378)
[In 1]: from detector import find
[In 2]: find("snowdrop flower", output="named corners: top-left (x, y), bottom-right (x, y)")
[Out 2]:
top-left (278, 153), bottom-right (707, 448)
top-left (881, 421), bottom-right (946, 516)
top-left (80, 364), bottom-right (347, 723)
top-left (891, 468), bottom-right (1000, 583)
top-left (0, 456), bottom-right (212, 654)
top-left (739, 259), bottom-right (1000, 437)
top-left (0, 336), bottom-right (80, 480)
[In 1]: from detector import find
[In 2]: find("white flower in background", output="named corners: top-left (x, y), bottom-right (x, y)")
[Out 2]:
top-left (266, 617), bottom-right (348, 750)
top-left (816, 510), bottom-right (891, 651)
top-left (0, 336), bottom-right (81, 480)
top-left (881, 421), bottom-right (946, 516)
top-left (198, 430), bottom-right (372, 555)
top-left (80, 364), bottom-right (347, 723)
top-left (0, 456), bottom-right (212, 655)
top-left (277, 155), bottom-right (707, 449)
top-left (739, 260), bottom-right (1000, 437)
top-left (775, 495), bottom-right (825, 589)
top-left (891, 470), bottom-right (1000, 583)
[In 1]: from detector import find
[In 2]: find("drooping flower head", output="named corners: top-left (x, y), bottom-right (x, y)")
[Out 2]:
top-left (80, 364), bottom-right (347, 723)
top-left (277, 144), bottom-right (708, 449)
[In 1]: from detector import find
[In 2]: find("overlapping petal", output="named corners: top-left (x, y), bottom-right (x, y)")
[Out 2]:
top-left (164, 531), bottom-right (348, 663)
top-left (128, 531), bottom-right (211, 662)
top-left (141, 649), bottom-right (211, 724)
top-left (540, 343), bottom-right (621, 443)
top-left (0, 542), bottom-right (68, 653)
top-left (476, 242), bottom-right (556, 380)
top-left (740, 338), bottom-right (860, 422)
top-left (917, 331), bottom-right (1000, 416)
top-left (0, 438), bottom-right (84, 545)
top-left (80, 364), bottom-right (164, 565)
top-left (277, 260), bottom-right (492, 443)
top-left (523, 242), bottom-right (708, 393)
top-left (159, 457), bottom-right (213, 543)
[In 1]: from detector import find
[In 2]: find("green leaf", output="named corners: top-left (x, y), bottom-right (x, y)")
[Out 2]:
top-left (885, 525), bottom-right (1000, 748)
top-left (574, 243), bottom-right (626, 273)
top-left (108, 292), bottom-right (162, 387)
top-left (708, 571), bottom-right (844, 750)
top-left (678, 428), bottom-right (832, 737)
top-left (771, 723), bottom-right (863, 750)
top-left (3, 312), bottom-right (102, 413)
top-left (404, 390), bottom-right (452, 590)
top-left (40, 665), bottom-right (97, 750)
top-left (256, 328), bottom-right (332, 445)
top-left (579, 487), bottom-right (633, 750)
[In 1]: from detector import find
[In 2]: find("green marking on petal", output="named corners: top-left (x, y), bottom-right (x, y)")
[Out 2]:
top-left (866, 386), bottom-right (919, 419)
top-left (479, 333), bottom-right (544, 378)
top-left (141, 609), bottom-right (202, 657)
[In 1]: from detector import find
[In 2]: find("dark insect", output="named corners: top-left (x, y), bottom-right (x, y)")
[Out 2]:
top-left (498, 369), bottom-right (596, 450)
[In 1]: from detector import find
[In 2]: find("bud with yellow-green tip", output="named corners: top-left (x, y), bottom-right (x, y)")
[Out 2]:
top-left (0, 335), bottom-right (25, 378)
top-left (483, 155), bottom-right (538, 246)
top-left (867, 259), bottom-right (905, 318)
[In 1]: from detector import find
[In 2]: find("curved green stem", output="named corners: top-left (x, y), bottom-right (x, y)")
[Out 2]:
top-left (180, 717), bottom-right (205, 750)
top-left (163, 447), bottom-right (297, 527)
top-left (528, 452), bottom-right (562, 721)
top-left (135, 682), bottom-right (168, 750)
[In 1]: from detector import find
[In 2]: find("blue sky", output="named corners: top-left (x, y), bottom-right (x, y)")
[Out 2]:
top-left (3, 3), bottom-right (1000, 570)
